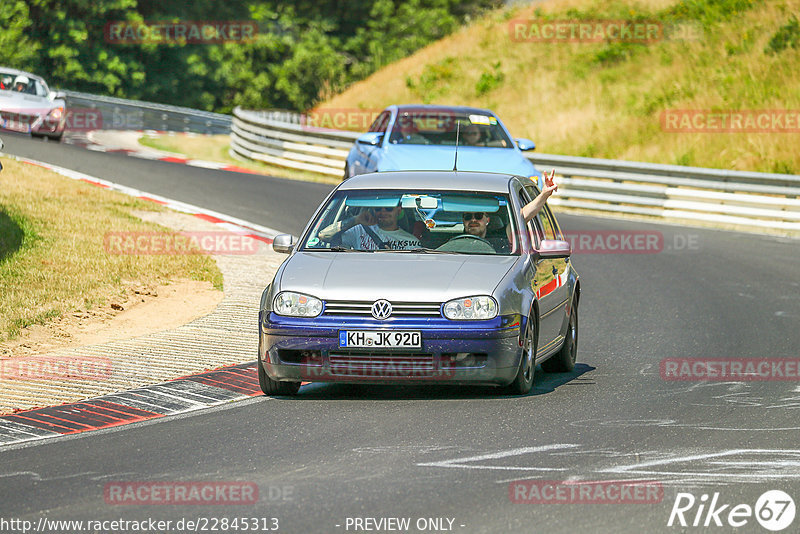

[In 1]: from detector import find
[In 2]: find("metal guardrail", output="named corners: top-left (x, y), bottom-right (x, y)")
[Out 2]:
top-left (231, 107), bottom-right (800, 230)
top-left (64, 90), bottom-right (232, 134)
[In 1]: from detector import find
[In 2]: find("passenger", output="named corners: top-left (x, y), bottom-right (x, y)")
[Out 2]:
top-left (522, 169), bottom-right (558, 223)
top-left (461, 124), bottom-right (483, 146)
top-left (323, 205), bottom-right (421, 251)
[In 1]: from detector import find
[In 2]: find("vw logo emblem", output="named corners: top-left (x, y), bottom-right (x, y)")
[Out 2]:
top-left (371, 299), bottom-right (392, 320)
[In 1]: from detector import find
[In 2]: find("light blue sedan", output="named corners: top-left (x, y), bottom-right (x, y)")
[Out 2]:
top-left (344, 105), bottom-right (542, 186)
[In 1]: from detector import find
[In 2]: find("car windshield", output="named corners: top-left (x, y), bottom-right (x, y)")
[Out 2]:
top-left (388, 110), bottom-right (513, 148)
top-left (302, 189), bottom-right (519, 255)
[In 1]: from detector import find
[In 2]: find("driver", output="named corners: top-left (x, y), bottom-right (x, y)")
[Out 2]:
top-left (450, 169), bottom-right (559, 251)
top-left (326, 204), bottom-right (421, 251)
top-left (462, 211), bottom-right (490, 238)
top-left (13, 75), bottom-right (29, 93)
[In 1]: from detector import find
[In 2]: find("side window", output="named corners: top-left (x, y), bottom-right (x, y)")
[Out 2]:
top-left (542, 205), bottom-right (562, 240)
top-left (368, 111), bottom-right (390, 133)
top-left (518, 189), bottom-right (540, 248)
top-left (537, 211), bottom-right (556, 241)
top-left (34, 81), bottom-right (47, 97)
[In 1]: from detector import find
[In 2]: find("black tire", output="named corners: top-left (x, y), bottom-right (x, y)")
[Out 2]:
top-left (258, 361), bottom-right (300, 396)
top-left (542, 299), bottom-right (578, 373)
top-left (342, 163), bottom-right (350, 181)
top-left (506, 313), bottom-right (537, 395)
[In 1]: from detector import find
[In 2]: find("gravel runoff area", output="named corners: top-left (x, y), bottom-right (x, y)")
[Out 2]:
top-left (0, 210), bottom-right (285, 414)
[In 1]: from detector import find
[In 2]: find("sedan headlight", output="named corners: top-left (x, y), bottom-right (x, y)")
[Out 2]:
top-left (443, 296), bottom-right (497, 320)
top-left (273, 292), bottom-right (323, 317)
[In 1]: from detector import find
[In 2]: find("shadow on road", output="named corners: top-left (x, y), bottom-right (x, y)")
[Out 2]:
top-left (269, 362), bottom-right (596, 401)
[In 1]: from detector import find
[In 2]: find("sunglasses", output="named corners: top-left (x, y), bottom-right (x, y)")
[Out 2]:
top-left (462, 212), bottom-right (486, 221)
top-left (464, 131), bottom-right (480, 136)
top-left (372, 207), bottom-right (396, 212)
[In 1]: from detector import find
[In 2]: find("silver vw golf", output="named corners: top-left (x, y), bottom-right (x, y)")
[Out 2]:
top-left (258, 170), bottom-right (580, 395)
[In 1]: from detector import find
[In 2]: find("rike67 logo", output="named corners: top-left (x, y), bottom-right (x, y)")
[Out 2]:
top-left (668, 490), bottom-right (795, 531)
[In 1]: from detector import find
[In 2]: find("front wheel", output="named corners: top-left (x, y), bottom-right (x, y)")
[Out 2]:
top-left (542, 299), bottom-right (578, 373)
top-left (505, 314), bottom-right (536, 395)
top-left (258, 361), bottom-right (300, 396)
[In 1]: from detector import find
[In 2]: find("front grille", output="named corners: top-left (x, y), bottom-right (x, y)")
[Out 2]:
top-left (328, 352), bottom-right (435, 377)
top-left (324, 300), bottom-right (441, 317)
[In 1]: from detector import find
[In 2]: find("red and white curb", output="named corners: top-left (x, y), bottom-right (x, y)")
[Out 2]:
top-left (68, 129), bottom-right (264, 175)
top-left (3, 153), bottom-right (287, 244)
top-left (0, 154), bottom-right (299, 446)
top-left (0, 363), bottom-right (266, 447)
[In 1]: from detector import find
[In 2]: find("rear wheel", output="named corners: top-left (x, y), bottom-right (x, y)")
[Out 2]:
top-left (542, 299), bottom-right (578, 373)
top-left (506, 313), bottom-right (536, 395)
top-left (342, 163), bottom-right (350, 180)
top-left (258, 361), bottom-right (300, 396)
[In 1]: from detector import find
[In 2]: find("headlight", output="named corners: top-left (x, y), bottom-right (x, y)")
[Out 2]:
top-left (443, 296), bottom-right (497, 320)
top-left (273, 292), bottom-right (323, 317)
top-left (46, 107), bottom-right (64, 120)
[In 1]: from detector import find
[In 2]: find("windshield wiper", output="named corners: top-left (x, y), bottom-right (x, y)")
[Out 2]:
top-left (305, 246), bottom-right (369, 252)
top-left (373, 248), bottom-right (456, 254)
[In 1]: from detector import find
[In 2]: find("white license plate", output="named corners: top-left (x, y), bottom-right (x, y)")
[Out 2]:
top-left (339, 330), bottom-right (421, 349)
top-left (2, 119), bottom-right (30, 133)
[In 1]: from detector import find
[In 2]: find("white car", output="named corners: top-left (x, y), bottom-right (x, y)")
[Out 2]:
top-left (0, 67), bottom-right (66, 141)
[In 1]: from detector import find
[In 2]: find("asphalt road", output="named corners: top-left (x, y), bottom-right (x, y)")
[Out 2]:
top-left (2, 133), bottom-right (800, 533)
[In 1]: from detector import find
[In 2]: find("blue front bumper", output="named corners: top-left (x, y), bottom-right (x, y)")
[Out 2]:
top-left (259, 313), bottom-right (523, 386)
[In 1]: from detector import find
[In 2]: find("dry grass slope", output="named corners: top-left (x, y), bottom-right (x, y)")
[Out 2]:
top-left (323, 0), bottom-right (800, 174)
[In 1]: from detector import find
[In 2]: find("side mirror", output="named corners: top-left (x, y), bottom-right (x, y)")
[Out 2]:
top-left (537, 239), bottom-right (571, 258)
top-left (516, 138), bottom-right (536, 151)
top-left (356, 132), bottom-right (383, 146)
top-left (272, 234), bottom-right (295, 254)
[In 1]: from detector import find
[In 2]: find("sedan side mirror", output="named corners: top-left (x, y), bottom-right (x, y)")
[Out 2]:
top-left (516, 138), bottom-right (536, 151)
top-left (356, 132), bottom-right (383, 146)
top-left (537, 239), bottom-right (571, 258)
top-left (272, 234), bottom-right (296, 254)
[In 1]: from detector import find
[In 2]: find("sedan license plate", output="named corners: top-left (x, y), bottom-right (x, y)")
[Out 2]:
top-left (1, 119), bottom-right (30, 133)
top-left (339, 330), bottom-right (421, 349)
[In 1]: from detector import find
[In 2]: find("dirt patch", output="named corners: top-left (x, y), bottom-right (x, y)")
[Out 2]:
top-left (0, 279), bottom-right (222, 359)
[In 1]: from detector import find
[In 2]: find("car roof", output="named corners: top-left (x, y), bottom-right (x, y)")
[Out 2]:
top-left (338, 170), bottom-right (516, 193)
top-left (390, 104), bottom-right (496, 116)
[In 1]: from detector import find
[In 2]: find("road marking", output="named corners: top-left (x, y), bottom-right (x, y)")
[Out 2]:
top-left (601, 449), bottom-right (800, 482)
top-left (417, 444), bottom-right (579, 470)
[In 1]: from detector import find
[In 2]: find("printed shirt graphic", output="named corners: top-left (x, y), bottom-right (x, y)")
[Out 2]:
top-left (342, 225), bottom-right (421, 251)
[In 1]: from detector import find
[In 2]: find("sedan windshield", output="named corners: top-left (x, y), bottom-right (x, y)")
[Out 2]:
top-left (302, 190), bottom-right (519, 255)
top-left (388, 110), bottom-right (513, 148)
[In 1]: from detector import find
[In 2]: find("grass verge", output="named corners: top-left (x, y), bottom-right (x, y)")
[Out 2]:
top-left (0, 158), bottom-right (223, 342)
